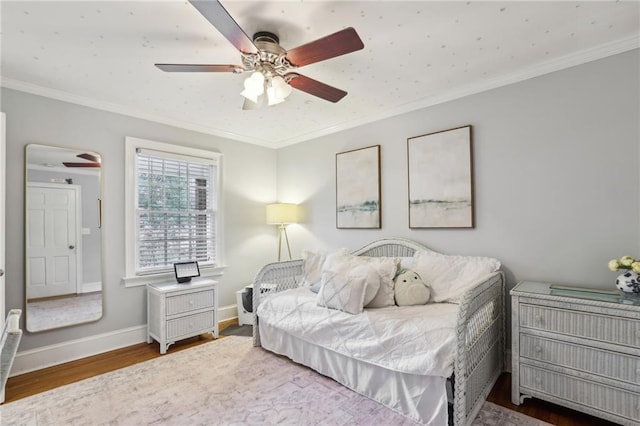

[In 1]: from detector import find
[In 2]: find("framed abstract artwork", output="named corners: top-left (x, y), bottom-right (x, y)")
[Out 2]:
top-left (336, 145), bottom-right (381, 229)
top-left (407, 125), bottom-right (474, 228)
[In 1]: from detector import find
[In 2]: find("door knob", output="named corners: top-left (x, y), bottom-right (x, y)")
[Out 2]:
top-left (0, 269), bottom-right (4, 277)
top-left (69, 245), bottom-right (75, 249)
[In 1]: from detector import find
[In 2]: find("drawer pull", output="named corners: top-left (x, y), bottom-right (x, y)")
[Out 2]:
top-left (534, 315), bottom-right (542, 323)
top-left (534, 376), bottom-right (542, 384)
top-left (189, 300), bottom-right (194, 305)
top-left (534, 346), bottom-right (542, 353)
top-left (189, 322), bottom-right (194, 328)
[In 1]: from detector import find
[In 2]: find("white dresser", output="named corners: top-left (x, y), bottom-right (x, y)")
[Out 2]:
top-left (147, 279), bottom-right (218, 354)
top-left (511, 281), bottom-right (640, 425)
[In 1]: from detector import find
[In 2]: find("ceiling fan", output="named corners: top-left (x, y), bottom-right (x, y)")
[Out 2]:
top-left (155, 0), bottom-right (365, 106)
top-left (63, 153), bottom-right (101, 168)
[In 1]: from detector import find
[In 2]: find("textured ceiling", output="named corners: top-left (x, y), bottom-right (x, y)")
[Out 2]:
top-left (1, 1), bottom-right (639, 148)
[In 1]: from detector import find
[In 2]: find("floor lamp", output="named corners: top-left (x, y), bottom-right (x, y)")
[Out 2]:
top-left (266, 203), bottom-right (297, 261)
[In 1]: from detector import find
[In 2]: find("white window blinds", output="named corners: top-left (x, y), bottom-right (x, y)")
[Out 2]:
top-left (135, 148), bottom-right (217, 274)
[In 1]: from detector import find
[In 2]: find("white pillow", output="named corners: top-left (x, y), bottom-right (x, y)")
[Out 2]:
top-left (361, 256), bottom-right (399, 308)
top-left (299, 248), bottom-right (349, 287)
top-left (399, 256), bottom-right (415, 270)
top-left (299, 249), bottom-right (327, 287)
top-left (322, 252), bottom-right (398, 308)
top-left (320, 251), bottom-right (381, 306)
top-left (412, 249), bottom-right (500, 303)
top-left (317, 271), bottom-right (368, 315)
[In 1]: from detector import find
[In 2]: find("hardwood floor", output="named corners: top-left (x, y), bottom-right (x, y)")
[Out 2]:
top-left (486, 373), bottom-right (619, 426)
top-left (5, 322), bottom-right (619, 426)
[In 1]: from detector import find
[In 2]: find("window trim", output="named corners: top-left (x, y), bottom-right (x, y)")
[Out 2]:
top-left (122, 136), bottom-right (225, 287)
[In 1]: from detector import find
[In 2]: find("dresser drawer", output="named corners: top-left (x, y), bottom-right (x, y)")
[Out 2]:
top-left (520, 303), bottom-right (640, 348)
top-left (520, 364), bottom-right (640, 423)
top-left (166, 290), bottom-right (215, 315)
top-left (166, 311), bottom-right (214, 339)
top-left (520, 334), bottom-right (640, 385)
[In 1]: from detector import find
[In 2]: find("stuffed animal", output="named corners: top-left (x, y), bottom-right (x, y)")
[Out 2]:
top-left (394, 269), bottom-right (431, 306)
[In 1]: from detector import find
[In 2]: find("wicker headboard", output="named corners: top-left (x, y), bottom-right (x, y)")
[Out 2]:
top-left (351, 238), bottom-right (430, 258)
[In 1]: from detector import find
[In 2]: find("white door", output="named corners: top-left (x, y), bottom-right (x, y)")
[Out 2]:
top-left (0, 113), bottom-right (5, 326)
top-left (26, 183), bottom-right (79, 299)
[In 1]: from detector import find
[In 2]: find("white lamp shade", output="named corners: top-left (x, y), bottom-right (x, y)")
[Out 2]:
top-left (272, 76), bottom-right (292, 98)
top-left (266, 203), bottom-right (297, 224)
top-left (266, 88), bottom-right (285, 106)
top-left (241, 72), bottom-right (265, 103)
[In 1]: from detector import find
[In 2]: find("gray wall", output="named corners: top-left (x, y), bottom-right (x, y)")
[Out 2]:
top-left (277, 50), bottom-right (640, 335)
top-left (2, 88), bottom-right (278, 350)
top-left (2, 48), bottom-right (638, 354)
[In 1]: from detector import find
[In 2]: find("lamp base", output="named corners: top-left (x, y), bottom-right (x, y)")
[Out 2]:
top-left (277, 224), bottom-right (292, 262)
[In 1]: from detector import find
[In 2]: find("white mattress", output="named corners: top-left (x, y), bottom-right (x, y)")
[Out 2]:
top-left (256, 286), bottom-right (458, 377)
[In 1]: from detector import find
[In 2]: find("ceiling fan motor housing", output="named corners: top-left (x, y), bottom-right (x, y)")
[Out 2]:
top-left (242, 31), bottom-right (291, 76)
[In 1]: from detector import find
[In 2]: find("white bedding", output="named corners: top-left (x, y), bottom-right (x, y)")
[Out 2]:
top-left (256, 286), bottom-right (458, 377)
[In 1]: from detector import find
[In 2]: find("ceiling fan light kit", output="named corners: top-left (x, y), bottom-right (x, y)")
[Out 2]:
top-left (155, 0), bottom-right (364, 109)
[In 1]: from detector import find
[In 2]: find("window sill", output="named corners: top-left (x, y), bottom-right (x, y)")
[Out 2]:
top-left (121, 265), bottom-right (227, 288)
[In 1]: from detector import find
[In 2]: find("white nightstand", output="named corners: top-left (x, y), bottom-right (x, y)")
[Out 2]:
top-left (147, 278), bottom-right (218, 354)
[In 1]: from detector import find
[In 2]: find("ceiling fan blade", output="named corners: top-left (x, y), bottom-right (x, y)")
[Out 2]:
top-left (285, 27), bottom-right (364, 67)
top-left (286, 73), bottom-right (347, 103)
top-left (76, 153), bottom-right (100, 163)
top-left (155, 64), bottom-right (244, 73)
top-left (63, 162), bottom-right (101, 168)
top-left (189, 0), bottom-right (258, 55)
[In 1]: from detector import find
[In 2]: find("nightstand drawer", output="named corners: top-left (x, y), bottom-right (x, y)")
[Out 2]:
top-left (520, 303), bottom-right (640, 348)
top-left (520, 334), bottom-right (640, 384)
top-left (166, 290), bottom-right (215, 315)
top-left (520, 364), bottom-right (640, 422)
top-left (166, 311), bottom-right (214, 340)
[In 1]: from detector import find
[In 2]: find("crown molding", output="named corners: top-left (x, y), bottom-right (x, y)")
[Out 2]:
top-left (0, 77), bottom-right (276, 148)
top-left (2, 35), bottom-right (638, 150)
top-left (270, 35), bottom-right (640, 148)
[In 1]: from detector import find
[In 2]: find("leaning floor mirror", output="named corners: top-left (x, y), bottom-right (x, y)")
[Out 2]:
top-left (25, 144), bottom-right (103, 332)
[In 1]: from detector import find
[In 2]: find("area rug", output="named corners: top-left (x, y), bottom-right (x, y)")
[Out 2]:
top-left (0, 336), bottom-right (550, 426)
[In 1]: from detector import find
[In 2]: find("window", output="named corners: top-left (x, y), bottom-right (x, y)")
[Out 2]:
top-left (124, 137), bottom-right (223, 286)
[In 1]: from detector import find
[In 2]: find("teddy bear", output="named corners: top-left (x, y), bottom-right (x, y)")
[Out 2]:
top-left (394, 269), bottom-right (431, 306)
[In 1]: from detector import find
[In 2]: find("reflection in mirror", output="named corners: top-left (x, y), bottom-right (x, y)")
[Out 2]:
top-left (25, 144), bottom-right (103, 332)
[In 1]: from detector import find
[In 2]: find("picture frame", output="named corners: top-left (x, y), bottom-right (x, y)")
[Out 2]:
top-left (336, 145), bottom-right (381, 229)
top-left (407, 125), bottom-right (474, 228)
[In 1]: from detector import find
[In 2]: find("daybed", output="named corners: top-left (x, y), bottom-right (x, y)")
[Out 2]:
top-left (251, 238), bottom-right (504, 426)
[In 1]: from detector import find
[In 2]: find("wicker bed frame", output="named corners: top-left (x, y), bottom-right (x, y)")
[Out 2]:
top-left (251, 238), bottom-right (504, 426)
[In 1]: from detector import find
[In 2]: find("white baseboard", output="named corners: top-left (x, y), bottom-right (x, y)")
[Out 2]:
top-left (81, 281), bottom-right (102, 293)
top-left (11, 325), bottom-right (148, 377)
top-left (11, 304), bottom-right (240, 377)
top-left (218, 304), bottom-right (238, 322)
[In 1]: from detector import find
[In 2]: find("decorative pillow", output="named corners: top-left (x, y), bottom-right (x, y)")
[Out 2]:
top-left (317, 271), bottom-right (368, 315)
top-left (412, 250), bottom-right (500, 303)
top-left (399, 256), bottom-right (415, 270)
top-left (393, 269), bottom-right (431, 306)
top-left (320, 251), bottom-right (382, 306)
top-left (362, 256), bottom-right (399, 308)
top-left (299, 249), bottom-right (327, 287)
top-left (300, 248), bottom-right (349, 287)
top-left (324, 253), bottom-right (398, 308)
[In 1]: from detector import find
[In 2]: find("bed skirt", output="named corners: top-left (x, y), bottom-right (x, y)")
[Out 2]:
top-left (259, 320), bottom-right (448, 425)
